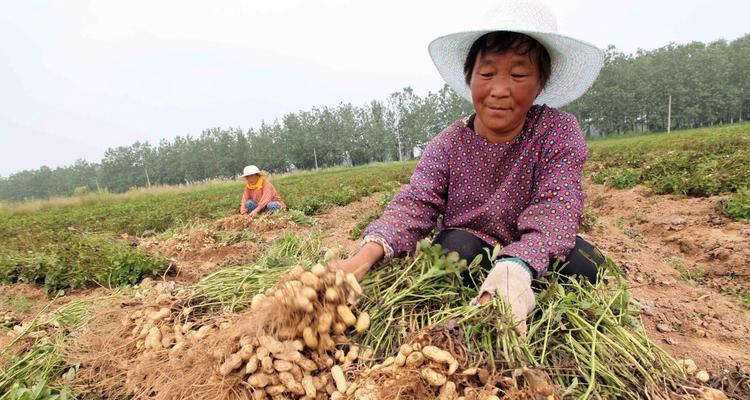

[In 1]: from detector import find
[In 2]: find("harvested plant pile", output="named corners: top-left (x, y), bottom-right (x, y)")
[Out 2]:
top-left (353, 242), bottom-right (704, 399)
top-left (350, 338), bottom-right (560, 400)
top-left (6, 238), bottom-right (733, 399)
top-left (1, 294), bottom-right (122, 398)
top-left (68, 263), bottom-right (372, 399)
top-left (214, 212), bottom-right (304, 232)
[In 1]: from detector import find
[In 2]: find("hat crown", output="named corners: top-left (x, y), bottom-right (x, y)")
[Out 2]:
top-left (483, 0), bottom-right (557, 33)
top-left (242, 165), bottom-right (260, 176)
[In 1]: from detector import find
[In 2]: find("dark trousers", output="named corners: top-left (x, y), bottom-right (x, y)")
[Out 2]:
top-left (432, 229), bottom-right (605, 284)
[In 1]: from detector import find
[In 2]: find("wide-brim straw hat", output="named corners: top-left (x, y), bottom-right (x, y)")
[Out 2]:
top-left (240, 165), bottom-right (266, 177)
top-left (428, 0), bottom-right (604, 108)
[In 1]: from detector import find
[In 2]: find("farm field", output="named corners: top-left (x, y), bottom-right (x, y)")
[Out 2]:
top-left (1, 124), bottom-right (750, 399)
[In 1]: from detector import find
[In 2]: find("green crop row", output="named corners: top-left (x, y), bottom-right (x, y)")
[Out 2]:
top-left (0, 232), bottom-right (168, 294)
top-left (0, 162), bottom-right (414, 292)
top-left (587, 123), bottom-right (750, 197)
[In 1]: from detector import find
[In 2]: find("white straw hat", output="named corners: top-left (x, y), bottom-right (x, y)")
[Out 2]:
top-left (428, 0), bottom-right (604, 108)
top-left (240, 165), bottom-right (261, 177)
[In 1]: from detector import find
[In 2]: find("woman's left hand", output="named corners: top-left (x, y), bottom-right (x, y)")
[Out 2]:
top-left (248, 209), bottom-right (260, 217)
top-left (471, 260), bottom-right (536, 337)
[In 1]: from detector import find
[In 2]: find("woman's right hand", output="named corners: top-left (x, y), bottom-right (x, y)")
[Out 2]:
top-left (329, 242), bottom-right (384, 281)
top-left (470, 260), bottom-right (536, 338)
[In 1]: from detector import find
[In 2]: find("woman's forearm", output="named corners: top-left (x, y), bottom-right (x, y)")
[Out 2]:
top-left (362, 133), bottom-right (451, 258)
top-left (357, 242), bottom-right (385, 266)
top-left (335, 242), bottom-right (385, 281)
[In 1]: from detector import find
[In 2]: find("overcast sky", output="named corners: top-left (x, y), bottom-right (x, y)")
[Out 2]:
top-left (1, 0), bottom-right (748, 176)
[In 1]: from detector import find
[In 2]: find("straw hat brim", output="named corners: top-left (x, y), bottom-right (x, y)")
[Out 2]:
top-left (429, 30), bottom-right (604, 108)
top-left (240, 165), bottom-right (267, 177)
top-left (241, 171), bottom-right (267, 177)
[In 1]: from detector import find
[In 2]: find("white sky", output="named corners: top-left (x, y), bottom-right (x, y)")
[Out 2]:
top-left (1, 0), bottom-right (748, 176)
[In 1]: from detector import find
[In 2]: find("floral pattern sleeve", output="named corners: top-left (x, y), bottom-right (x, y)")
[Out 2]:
top-left (363, 131), bottom-right (452, 259)
top-left (500, 115), bottom-right (588, 277)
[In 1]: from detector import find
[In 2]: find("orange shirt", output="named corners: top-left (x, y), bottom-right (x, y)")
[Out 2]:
top-left (242, 179), bottom-right (286, 209)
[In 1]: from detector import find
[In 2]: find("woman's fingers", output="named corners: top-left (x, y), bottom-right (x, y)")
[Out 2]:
top-left (329, 258), bottom-right (371, 282)
top-left (330, 258), bottom-right (359, 274)
top-left (471, 260), bottom-right (536, 338)
top-left (477, 292), bottom-right (493, 305)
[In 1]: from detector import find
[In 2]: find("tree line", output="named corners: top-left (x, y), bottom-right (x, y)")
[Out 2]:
top-left (566, 35), bottom-right (749, 134)
top-left (1, 34), bottom-right (748, 201)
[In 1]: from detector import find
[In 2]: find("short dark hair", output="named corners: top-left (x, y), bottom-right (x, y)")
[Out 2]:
top-left (463, 31), bottom-right (551, 89)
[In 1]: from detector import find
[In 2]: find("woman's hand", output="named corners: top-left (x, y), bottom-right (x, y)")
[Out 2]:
top-left (329, 242), bottom-right (384, 281)
top-left (249, 209), bottom-right (260, 217)
top-left (240, 206), bottom-right (247, 215)
top-left (471, 260), bottom-right (536, 337)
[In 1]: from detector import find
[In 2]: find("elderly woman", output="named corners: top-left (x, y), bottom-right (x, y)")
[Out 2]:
top-left (333, 0), bottom-right (606, 336)
top-left (239, 165), bottom-right (286, 216)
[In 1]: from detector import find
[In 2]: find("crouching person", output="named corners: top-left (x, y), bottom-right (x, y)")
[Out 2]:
top-left (239, 165), bottom-right (286, 216)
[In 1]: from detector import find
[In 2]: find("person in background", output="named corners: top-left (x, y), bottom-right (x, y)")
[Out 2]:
top-left (239, 165), bottom-right (286, 217)
top-left (332, 0), bottom-right (606, 337)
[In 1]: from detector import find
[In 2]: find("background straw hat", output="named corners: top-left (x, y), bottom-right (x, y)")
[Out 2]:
top-left (240, 165), bottom-right (264, 177)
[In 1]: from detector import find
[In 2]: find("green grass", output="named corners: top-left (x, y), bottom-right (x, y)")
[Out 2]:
top-left (719, 187), bottom-right (750, 220)
top-left (721, 287), bottom-right (750, 309)
top-left (212, 230), bottom-right (260, 245)
top-left (579, 206), bottom-right (602, 234)
top-left (587, 123), bottom-right (750, 197)
top-left (0, 162), bottom-right (414, 241)
top-left (592, 168), bottom-right (640, 189)
top-left (186, 231), bottom-right (323, 313)
top-left (665, 256), bottom-right (706, 285)
top-left (353, 243), bottom-right (688, 399)
top-left (3, 296), bottom-right (35, 315)
top-left (612, 217), bottom-right (642, 242)
top-left (0, 295), bottom-right (111, 397)
top-left (3, 379), bottom-right (72, 400)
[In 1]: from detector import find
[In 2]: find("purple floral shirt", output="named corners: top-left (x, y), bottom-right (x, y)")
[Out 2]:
top-left (364, 105), bottom-right (587, 277)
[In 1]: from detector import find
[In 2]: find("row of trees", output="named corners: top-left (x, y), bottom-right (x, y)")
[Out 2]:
top-left (1, 34), bottom-right (748, 201)
top-left (0, 86), bottom-right (473, 200)
top-left (566, 35), bottom-right (749, 134)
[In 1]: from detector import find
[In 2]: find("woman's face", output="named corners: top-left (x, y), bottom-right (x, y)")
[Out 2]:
top-left (244, 174), bottom-right (259, 185)
top-left (470, 50), bottom-right (542, 141)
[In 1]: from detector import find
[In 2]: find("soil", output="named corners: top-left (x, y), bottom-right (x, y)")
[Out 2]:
top-left (135, 196), bottom-right (384, 282)
top-left (138, 228), bottom-right (261, 282)
top-left (213, 213), bottom-right (300, 235)
top-left (314, 193), bottom-right (386, 257)
top-left (585, 182), bottom-right (750, 382)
